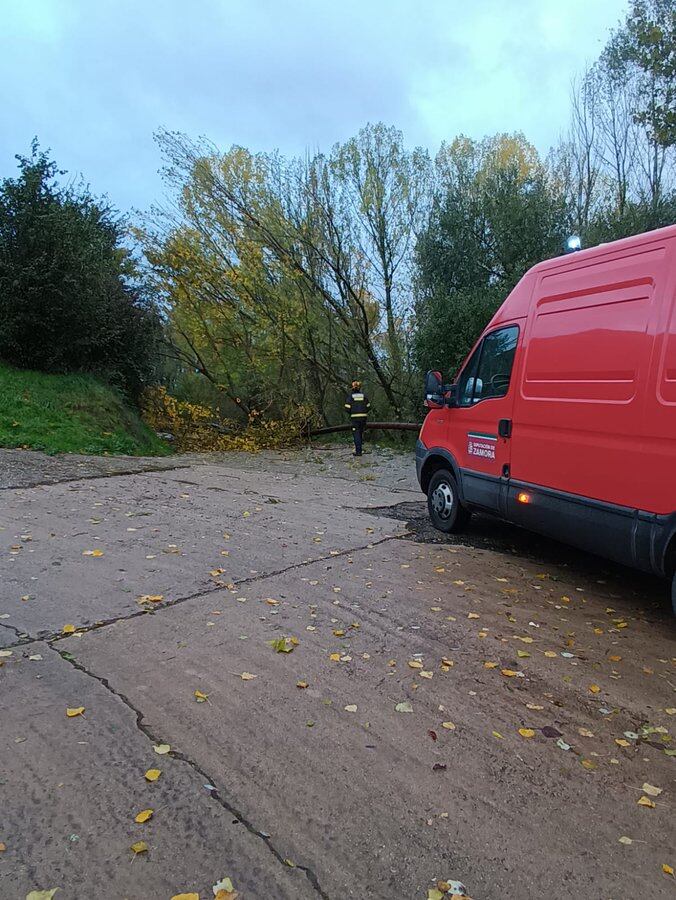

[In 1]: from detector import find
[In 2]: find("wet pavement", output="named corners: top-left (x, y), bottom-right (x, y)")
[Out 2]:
top-left (1, 447), bottom-right (674, 899)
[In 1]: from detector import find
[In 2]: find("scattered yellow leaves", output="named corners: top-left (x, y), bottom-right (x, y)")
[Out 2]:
top-left (153, 744), bottom-right (170, 755)
top-left (518, 728), bottom-right (535, 738)
top-left (467, 612), bottom-right (480, 619)
top-left (0, 842), bottom-right (5, 852)
top-left (608, 655), bottom-right (622, 662)
top-left (144, 769), bottom-right (161, 782)
top-left (483, 661), bottom-right (498, 669)
top-left (134, 809), bottom-right (153, 824)
top-left (638, 796), bottom-right (655, 808)
top-left (296, 681), bottom-right (309, 689)
top-left (526, 703), bottom-right (544, 710)
top-left (83, 549), bottom-right (104, 557)
top-left (588, 684), bottom-right (601, 694)
top-left (131, 841), bottom-right (148, 855)
top-left (329, 653), bottom-right (341, 662)
top-left (516, 636), bottom-right (534, 644)
top-left (66, 707), bottom-right (85, 718)
top-left (171, 894), bottom-right (199, 900)
top-left (441, 722), bottom-right (456, 730)
top-left (544, 651), bottom-right (557, 658)
top-left (578, 728), bottom-right (594, 738)
top-left (419, 671), bottom-right (433, 679)
top-left (662, 864), bottom-right (674, 877)
top-left (137, 594), bottom-right (164, 604)
top-left (194, 690), bottom-right (209, 703)
top-left (517, 650), bottom-right (530, 658)
top-left (615, 739), bottom-right (630, 747)
top-left (344, 704), bottom-right (357, 713)
top-left (581, 759), bottom-right (596, 770)
top-left (26, 892), bottom-right (59, 900)
top-left (239, 672), bottom-right (256, 681)
top-left (62, 624), bottom-right (76, 635)
top-left (501, 669), bottom-right (519, 678)
top-left (492, 731), bottom-right (503, 739)
top-left (408, 660), bottom-right (423, 669)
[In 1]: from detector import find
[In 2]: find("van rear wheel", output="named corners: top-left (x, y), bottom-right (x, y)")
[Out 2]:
top-left (427, 469), bottom-right (471, 533)
top-left (671, 570), bottom-right (676, 616)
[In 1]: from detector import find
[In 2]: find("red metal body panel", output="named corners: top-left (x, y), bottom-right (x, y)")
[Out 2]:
top-left (420, 224), bottom-right (676, 517)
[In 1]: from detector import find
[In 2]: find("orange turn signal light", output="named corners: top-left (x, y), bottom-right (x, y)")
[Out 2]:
top-left (517, 492), bottom-right (531, 504)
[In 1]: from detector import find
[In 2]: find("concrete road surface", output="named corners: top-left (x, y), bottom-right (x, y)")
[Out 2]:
top-left (0, 447), bottom-right (674, 900)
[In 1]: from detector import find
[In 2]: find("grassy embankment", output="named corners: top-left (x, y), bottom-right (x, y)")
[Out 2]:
top-left (0, 363), bottom-right (170, 456)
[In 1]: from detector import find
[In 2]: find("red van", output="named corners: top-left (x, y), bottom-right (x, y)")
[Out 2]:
top-left (416, 224), bottom-right (676, 610)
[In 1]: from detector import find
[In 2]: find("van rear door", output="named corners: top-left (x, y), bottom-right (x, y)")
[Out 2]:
top-left (449, 323), bottom-right (521, 512)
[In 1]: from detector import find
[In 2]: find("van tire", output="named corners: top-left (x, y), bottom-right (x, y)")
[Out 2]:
top-left (671, 570), bottom-right (676, 616)
top-left (427, 469), bottom-right (471, 533)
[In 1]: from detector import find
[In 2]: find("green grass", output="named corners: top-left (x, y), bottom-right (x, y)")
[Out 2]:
top-left (0, 363), bottom-right (171, 456)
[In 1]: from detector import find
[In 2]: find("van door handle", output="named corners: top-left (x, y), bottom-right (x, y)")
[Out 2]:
top-left (498, 418), bottom-right (512, 438)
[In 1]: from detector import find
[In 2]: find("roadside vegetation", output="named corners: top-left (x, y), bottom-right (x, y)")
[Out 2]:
top-left (0, 0), bottom-right (673, 455)
top-left (0, 364), bottom-right (169, 456)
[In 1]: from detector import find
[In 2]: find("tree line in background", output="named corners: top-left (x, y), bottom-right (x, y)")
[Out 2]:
top-left (1, 0), bottom-right (674, 434)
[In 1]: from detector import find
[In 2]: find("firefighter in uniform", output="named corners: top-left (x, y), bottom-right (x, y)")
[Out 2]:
top-left (344, 380), bottom-right (370, 456)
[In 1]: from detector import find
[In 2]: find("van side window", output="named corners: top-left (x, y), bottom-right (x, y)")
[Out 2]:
top-left (459, 325), bottom-right (519, 406)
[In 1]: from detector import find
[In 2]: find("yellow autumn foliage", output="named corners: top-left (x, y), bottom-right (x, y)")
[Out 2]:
top-left (141, 386), bottom-right (312, 453)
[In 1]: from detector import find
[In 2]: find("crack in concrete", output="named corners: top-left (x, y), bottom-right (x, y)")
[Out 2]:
top-left (0, 619), bottom-right (31, 642)
top-left (1, 531), bottom-right (411, 651)
top-left (48, 643), bottom-right (331, 899)
top-left (0, 464), bottom-right (193, 492)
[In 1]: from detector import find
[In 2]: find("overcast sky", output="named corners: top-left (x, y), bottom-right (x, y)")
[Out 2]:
top-left (1, 0), bottom-right (627, 214)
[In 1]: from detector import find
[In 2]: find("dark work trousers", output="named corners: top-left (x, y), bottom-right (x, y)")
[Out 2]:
top-left (351, 419), bottom-right (366, 455)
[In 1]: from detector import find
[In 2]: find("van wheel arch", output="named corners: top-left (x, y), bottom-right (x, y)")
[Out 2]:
top-left (420, 452), bottom-right (461, 497)
top-left (665, 537), bottom-right (676, 615)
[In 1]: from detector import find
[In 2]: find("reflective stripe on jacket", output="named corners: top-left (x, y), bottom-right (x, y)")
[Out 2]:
top-left (345, 391), bottom-right (370, 418)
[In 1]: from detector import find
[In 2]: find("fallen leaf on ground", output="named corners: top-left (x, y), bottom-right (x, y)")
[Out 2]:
top-left (483, 661), bottom-right (498, 669)
top-left (578, 728), bottom-right (594, 737)
top-left (642, 783), bottom-right (662, 797)
top-left (0, 843), bottom-right (5, 852)
top-left (581, 759), bottom-right (596, 770)
top-left (26, 892), bottom-right (59, 900)
top-left (516, 636), bottom-right (534, 644)
top-left (268, 637), bottom-right (295, 653)
top-left (62, 624), bottom-right (76, 635)
top-left (144, 769), bottom-right (161, 782)
top-left (588, 684), bottom-right (601, 694)
top-left (0, 650), bottom-right (13, 657)
top-left (492, 731), bottom-right (503, 739)
top-left (171, 894), bottom-right (199, 900)
top-left (468, 612), bottom-right (480, 619)
top-left (137, 594), bottom-right (164, 604)
top-left (428, 890), bottom-right (444, 900)
top-left (615, 739), bottom-right (630, 747)
top-left (408, 660), bottom-right (423, 669)
top-left (618, 836), bottom-right (633, 845)
top-left (544, 651), bottom-right (558, 658)
top-left (518, 728), bottom-right (535, 738)
top-left (66, 707), bottom-right (84, 718)
top-left (153, 744), bottom-right (170, 755)
top-left (239, 672), bottom-right (256, 681)
top-left (663, 864), bottom-right (674, 877)
top-left (420, 670), bottom-right (433, 679)
top-left (194, 690), bottom-right (209, 702)
top-left (395, 701), bottom-right (413, 713)
top-left (501, 669), bottom-right (519, 677)
top-left (344, 704), bottom-right (357, 713)
top-left (82, 549), bottom-right (104, 557)
top-left (637, 796), bottom-right (655, 808)
top-left (130, 841), bottom-right (148, 854)
top-left (329, 653), bottom-right (341, 662)
top-left (296, 681), bottom-right (309, 689)
top-left (134, 809), bottom-right (153, 824)
top-left (213, 876), bottom-right (236, 897)
top-left (517, 650), bottom-right (531, 658)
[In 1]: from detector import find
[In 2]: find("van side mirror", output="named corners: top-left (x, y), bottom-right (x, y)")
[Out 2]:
top-left (424, 370), bottom-right (444, 408)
